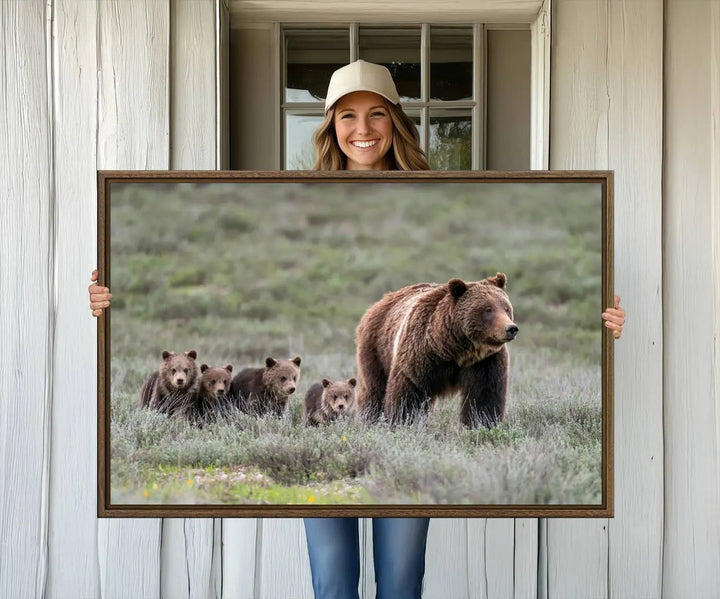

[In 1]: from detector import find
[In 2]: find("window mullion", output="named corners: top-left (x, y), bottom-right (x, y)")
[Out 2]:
top-left (473, 23), bottom-right (485, 170)
top-left (421, 23), bottom-right (430, 158)
top-left (350, 23), bottom-right (358, 61)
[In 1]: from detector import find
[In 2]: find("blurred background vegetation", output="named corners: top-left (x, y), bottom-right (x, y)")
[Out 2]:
top-left (109, 179), bottom-right (604, 505)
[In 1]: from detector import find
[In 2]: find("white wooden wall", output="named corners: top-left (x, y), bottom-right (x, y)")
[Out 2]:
top-left (1, 0), bottom-right (718, 597)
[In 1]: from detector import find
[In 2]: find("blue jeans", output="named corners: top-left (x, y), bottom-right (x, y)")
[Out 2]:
top-left (303, 517), bottom-right (430, 599)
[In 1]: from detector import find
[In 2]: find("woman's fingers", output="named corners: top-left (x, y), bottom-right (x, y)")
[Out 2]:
top-left (89, 269), bottom-right (112, 316)
top-left (601, 309), bottom-right (624, 325)
top-left (602, 296), bottom-right (625, 339)
top-left (89, 287), bottom-right (112, 300)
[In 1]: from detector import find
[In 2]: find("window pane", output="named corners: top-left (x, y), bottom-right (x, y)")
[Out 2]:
top-left (405, 112), bottom-right (423, 149)
top-left (359, 27), bottom-right (421, 101)
top-left (430, 27), bottom-right (473, 101)
top-left (285, 30), bottom-right (349, 103)
top-left (285, 114), bottom-right (324, 169)
top-left (429, 111), bottom-right (472, 171)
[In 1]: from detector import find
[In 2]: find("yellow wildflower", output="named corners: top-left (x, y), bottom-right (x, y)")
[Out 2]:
top-left (342, 436), bottom-right (347, 442)
top-left (308, 495), bottom-right (315, 503)
top-left (143, 490), bottom-right (149, 498)
top-left (187, 478), bottom-right (193, 486)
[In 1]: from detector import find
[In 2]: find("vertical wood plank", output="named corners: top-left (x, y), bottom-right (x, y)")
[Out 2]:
top-left (162, 2), bottom-right (219, 597)
top-left (548, 1), bottom-right (609, 596)
top-left (96, 1), bottom-right (170, 595)
top-left (551, 0), bottom-right (665, 597)
top-left (530, 0), bottom-right (550, 171)
top-left (217, 0), bottom-right (230, 169)
top-left (0, 1), bottom-right (52, 597)
top-left (258, 519), bottom-right (313, 599)
top-left (547, 520), bottom-right (607, 599)
top-left (171, 0), bottom-right (217, 170)
top-left (98, 522), bottom-right (161, 598)
top-left (663, 0), bottom-right (720, 595)
top-left (513, 519), bottom-right (538, 599)
top-left (467, 520), bottom-right (516, 599)
top-left (161, 520), bottom-right (218, 599)
top-left (606, 1), bottom-right (664, 598)
top-left (222, 520), bottom-right (257, 599)
top-left (424, 519), bottom-right (469, 599)
top-left (47, 0), bottom-right (101, 596)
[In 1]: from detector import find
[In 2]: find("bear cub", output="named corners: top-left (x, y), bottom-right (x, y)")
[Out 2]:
top-left (139, 349), bottom-right (201, 416)
top-left (192, 363), bottom-right (234, 422)
top-left (304, 378), bottom-right (357, 425)
top-left (230, 356), bottom-right (302, 416)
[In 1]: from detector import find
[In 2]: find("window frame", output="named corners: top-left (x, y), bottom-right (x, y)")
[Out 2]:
top-left (281, 23), bottom-right (489, 170)
top-left (258, 2), bottom-right (550, 172)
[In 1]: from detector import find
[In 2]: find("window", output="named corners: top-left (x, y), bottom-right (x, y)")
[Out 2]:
top-left (283, 25), bottom-right (480, 170)
top-left (229, 24), bottom-right (530, 171)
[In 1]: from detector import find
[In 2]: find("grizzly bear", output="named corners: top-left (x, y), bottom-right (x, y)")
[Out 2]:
top-left (192, 363), bottom-right (234, 422)
top-left (304, 378), bottom-right (357, 425)
top-left (230, 356), bottom-right (302, 416)
top-left (355, 273), bottom-right (518, 427)
top-left (139, 349), bottom-right (201, 416)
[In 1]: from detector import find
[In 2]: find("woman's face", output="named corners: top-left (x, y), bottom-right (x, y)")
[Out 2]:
top-left (333, 91), bottom-right (394, 170)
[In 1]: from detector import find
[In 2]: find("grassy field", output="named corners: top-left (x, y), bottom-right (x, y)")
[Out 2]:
top-left (109, 180), bottom-right (604, 505)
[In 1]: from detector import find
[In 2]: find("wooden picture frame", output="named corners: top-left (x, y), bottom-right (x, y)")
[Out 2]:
top-left (97, 170), bottom-right (613, 518)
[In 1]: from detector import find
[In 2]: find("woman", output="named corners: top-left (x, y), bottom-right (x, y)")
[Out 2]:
top-left (301, 60), bottom-right (432, 599)
top-left (89, 60), bottom-right (626, 599)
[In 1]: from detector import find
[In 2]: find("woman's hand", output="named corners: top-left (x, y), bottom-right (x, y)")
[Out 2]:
top-left (602, 295), bottom-right (625, 339)
top-left (89, 269), bottom-right (112, 317)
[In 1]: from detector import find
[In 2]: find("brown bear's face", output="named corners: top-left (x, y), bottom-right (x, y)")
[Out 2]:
top-left (321, 378), bottom-right (357, 417)
top-left (449, 274), bottom-right (518, 350)
top-left (262, 356), bottom-right (302, 399)
top-left (200, 364), bottom-right (233, 402)
top-left (160, 349), bottom-right (199, 390)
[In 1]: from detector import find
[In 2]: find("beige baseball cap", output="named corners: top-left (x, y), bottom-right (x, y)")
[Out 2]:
top-left (324, 60), bottom-right (401, 112)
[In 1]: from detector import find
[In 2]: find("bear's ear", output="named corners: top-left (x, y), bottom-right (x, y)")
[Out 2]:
top-left (348, 378), bottom-right (357, 387)
top-left (448, 279), bottom-right (468, 299)
top-left (162, 350), bottom-right (173, 360)
top-left (485, 272), bottom-right (507, 289)
top-left (322, 378), bottom-right (331, 388)
top-left (201, 364), bottom-right (209, 372)
top-left (292, 356), bottom-right (302, 367)
top-left (265, 357), bottom-right (277, 368)
top-left (186, 350), bottom-right (197, 360)
top-left (225, 364), bottom-right (233, 373)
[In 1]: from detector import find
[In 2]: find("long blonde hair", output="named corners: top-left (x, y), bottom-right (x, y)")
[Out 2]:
top-left (312, 99), bottom-right (430, 171)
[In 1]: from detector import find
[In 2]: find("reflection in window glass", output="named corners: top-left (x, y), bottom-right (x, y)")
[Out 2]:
top-left (359, 27), bottom-right (421, 101)
top-left (286, 30), bottom-right (349, 102)
top-left (430, 27), bottom-right (473, 101)
top-left (285, 114), bottom-right (324, 170)
top-left (429, 111), bottom-right (472, 170)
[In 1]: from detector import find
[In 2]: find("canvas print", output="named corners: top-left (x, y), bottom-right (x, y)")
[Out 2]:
top-left (98, 171), bottom-right (613, 517)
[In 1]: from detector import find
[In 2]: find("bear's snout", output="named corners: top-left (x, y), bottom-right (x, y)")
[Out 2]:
top-left (175, 377), bottom-right (185, 386)
top-left (288, 386), bottom-right (296, 394)
top-left (505, 324), bottom-right (519, 339)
